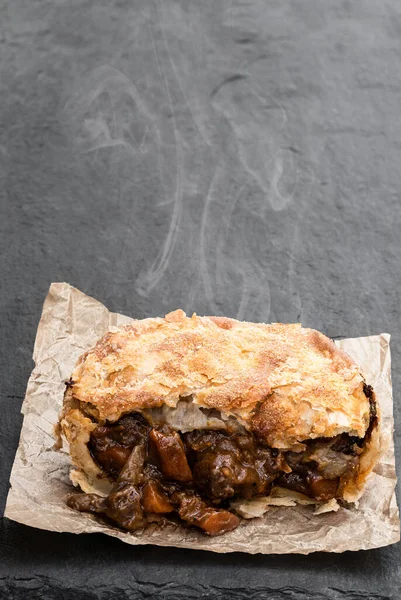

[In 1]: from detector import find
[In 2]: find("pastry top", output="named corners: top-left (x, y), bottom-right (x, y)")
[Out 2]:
top-left (68, 310), bottom-right (370, 448)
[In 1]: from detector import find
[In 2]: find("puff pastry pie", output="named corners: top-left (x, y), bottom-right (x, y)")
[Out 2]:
top-left (59, 311), bottom-right (380, 536)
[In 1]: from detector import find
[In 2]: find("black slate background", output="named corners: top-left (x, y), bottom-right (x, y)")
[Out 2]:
top-left (1, 1), bottom-right (401, 598)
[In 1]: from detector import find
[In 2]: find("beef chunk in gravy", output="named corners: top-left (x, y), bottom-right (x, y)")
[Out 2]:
top-left (68, 408), bottom-right (371, 536)
top-left (89, 414), bottom-right (149, 477)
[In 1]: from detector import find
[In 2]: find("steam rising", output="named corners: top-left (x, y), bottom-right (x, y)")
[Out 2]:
top-left (63, 5), bottom-right (311, 322)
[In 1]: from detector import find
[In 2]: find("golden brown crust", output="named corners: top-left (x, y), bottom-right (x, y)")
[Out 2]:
top-left (65, 311), bottom-right (370, 448)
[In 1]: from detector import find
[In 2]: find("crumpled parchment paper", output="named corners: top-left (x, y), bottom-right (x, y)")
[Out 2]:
top-left (5, 283), bottom-right (400, 554)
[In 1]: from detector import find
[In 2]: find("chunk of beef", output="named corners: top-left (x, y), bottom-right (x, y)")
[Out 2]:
top-left (277, 472), bottom-right (310, 496)
top-left (149, 429), bottom-right (192, 482)
top-left (67, 493), bottom-right (107, 514)
top-left (89, 414), bottom-right (149, 477)
top-left (192, 446), bottom-right (265, 499)
top-left (285, 451), bottom-right (313, 476)
top-left (117, 443), bottom-right (146, 485)
top-left (277, 470), bottom-right (339, 501)
top-left (307, 444), bottom-right (359, 479)
top-left (66, 483), bottom-right (146, 532)
top-left (286, 437), bottom-right (359, 480)
top-left (172, 491), bottom-right (240, 536)
top-left (184, 430), bottom-right (281, 500)
top-left (105, 482), bottom-right (146, 531)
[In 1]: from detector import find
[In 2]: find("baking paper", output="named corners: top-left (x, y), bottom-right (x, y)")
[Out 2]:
top-left (4, 283), bottom-right (400, 554)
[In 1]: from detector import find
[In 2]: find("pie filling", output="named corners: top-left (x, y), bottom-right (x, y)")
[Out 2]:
top-left (67, 385), bottom-right (376, 537)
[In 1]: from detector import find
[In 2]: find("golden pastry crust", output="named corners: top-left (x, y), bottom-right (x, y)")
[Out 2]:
top-left (65, 310), bottom-right (370, 448)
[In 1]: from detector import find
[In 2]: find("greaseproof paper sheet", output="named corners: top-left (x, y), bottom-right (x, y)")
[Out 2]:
top-left (5, 283), bottom-right (400, 554)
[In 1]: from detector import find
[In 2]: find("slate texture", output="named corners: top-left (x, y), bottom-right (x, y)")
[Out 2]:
top-left (1, 0), bottom-right (400, 598)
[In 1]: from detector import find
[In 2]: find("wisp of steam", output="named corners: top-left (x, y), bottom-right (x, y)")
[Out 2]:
top-left (62, 4), bottom-right (312, 323)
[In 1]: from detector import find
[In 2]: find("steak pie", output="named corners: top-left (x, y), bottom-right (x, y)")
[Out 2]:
top-left (59, 310), bottom-right (380, 536)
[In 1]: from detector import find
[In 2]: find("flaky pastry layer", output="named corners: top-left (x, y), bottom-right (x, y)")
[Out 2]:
top-left (66, 310), bottom-right (371, 448)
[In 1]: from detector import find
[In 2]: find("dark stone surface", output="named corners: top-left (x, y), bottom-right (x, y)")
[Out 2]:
top-left (1, 0), bottom-right (400, 597)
